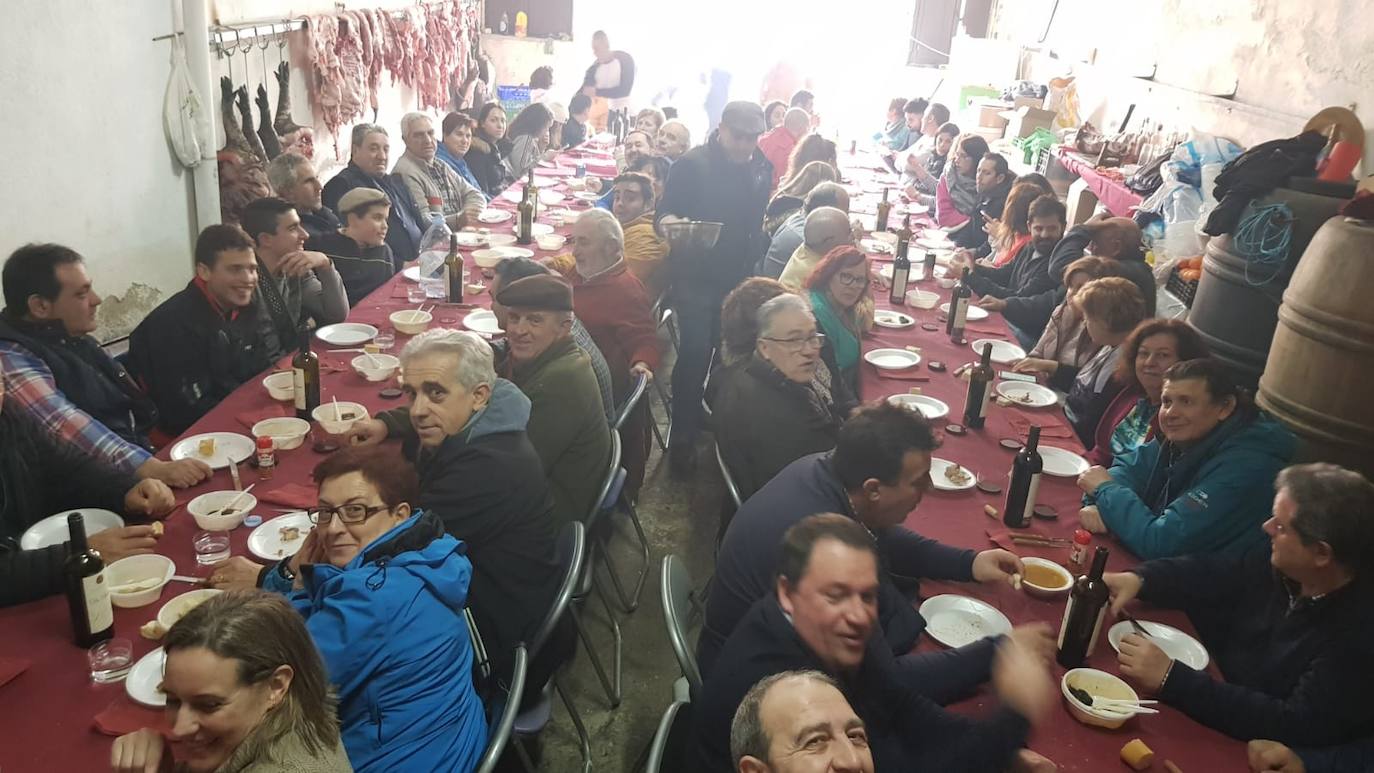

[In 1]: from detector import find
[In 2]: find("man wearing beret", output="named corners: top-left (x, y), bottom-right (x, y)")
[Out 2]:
top-left (311, 188), bottom-right (397, 306)
top-left (494, 275), bottom-right (613, 525)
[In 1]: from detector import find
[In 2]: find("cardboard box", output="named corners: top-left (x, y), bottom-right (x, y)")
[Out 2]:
top-left (1012, 95), bottom-right (1045, 111)
top-left (975, 101), bottom-right (1009, 129)
top-left (972, 125), bottom-right (1005, 143)
top-left (1001, 106), bottom-right (1057, 140)
top-left (1065, 178), bottom-right (1099, 227)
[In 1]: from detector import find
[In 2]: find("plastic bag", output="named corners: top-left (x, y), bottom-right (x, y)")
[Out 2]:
top-left (163, 34), bottom-right (211, 168)
top-left (416, 214), bottom-right (453, 280)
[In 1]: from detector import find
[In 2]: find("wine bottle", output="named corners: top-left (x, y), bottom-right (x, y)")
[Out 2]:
top-left (922, 251), bottom-right (937, 282)
top-left (946, 266), bottom-right (971, 342)
top-left (875, 187), bottom-right (892, 233)
top-left (65, 513), bottom-right (114, 648)
top-left (1003, 425), bottom-right (1043, 528)
top-left (526, 169), bottom-right (540, 221)
top-left (516, 182), bottom-right (535, 245)
top-left (292, 328), bottom-right (320, 421)
top-left (1057, 546), bottom-right (1112, 668)
top-left (963, 342), bottom-right (994, 429)
top-left (444, 233), bottom-right (464, 304)
top-left (888, 215), bottom-right (912, 304)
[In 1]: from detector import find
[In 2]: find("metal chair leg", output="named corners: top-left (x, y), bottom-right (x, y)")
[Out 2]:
top-left (553, 675), bottom-right (593, 773)
top-left (600, 500), bottom-right (651, 613)
top-left (569, 601), bottom-right (621, 708)
top-left (514, 736), bottom-right (538, 773)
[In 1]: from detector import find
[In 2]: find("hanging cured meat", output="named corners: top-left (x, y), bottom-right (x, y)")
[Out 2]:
top-left (273, 61), bottom-right (316, 160)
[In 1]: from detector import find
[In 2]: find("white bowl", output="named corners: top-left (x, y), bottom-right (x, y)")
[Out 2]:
top-left (869, 230), bottom-right (898, 246)
top-left (106, 554), bottom-right (176, 608)
top-left (352, 353), bottom-right (400, 382)
top-left (938, 276), bottom-right (957, 289)
top-left (262, 372), bottom-right (294, 402)
top-left (1061, 668), bottom-right (1141, 730)
top-left (536, 234), bottom-right (567, 252)
top-left (187, 490), bottom-right (258, 531)
top-left (389, 309), bottom-right (433, 336)
top-left (906, 289), bottom-right (939, 309)
top-left (313, 402), bottom-right (369, 436)
top-left (251, 417), bottom-right (310, 451)
top-left (157, 588), bottom-right (223, 630)
top-left (1019, 557), bottom-right (1073, 599)
top-left (486, 233), bottom-right (518, 247)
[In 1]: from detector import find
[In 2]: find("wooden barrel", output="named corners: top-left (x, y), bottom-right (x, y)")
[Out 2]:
top-left (1258, 217), bottom-right (1374, 477)
top-left (1188, 186), bottom-right (1345, 387)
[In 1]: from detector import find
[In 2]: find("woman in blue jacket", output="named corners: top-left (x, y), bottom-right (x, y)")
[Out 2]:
top-left (255, 448), bottom-right (488, 772)
top-left (1075, 358), bottom-right (1295, 559)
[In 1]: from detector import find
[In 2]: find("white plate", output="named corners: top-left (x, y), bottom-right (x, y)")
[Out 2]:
top-left (863, 348), bottom-right (921, 370)
top-left (919, 595), bottom-right (1013, 648)
top-left (512, 223), bottom-right (555, 237)
top-left (455, 231), bottom-right (488, 247)
top-left (315, 323), bottom-right (378, 347)
top-left (929, 457), bottom-right (977, 491)
top-left (572, 191), bottom-right (603, 202)
top-left (463, 308), bottom-right (504, 336)
top-left (872, 309), bottom-right (915, 329)
top-left (478, 209), bottom-right (513, 223)
top-left (126, 648), bottom-right (166, 707)
top-left (996, 381), bottom-right (1058, 408)
top-left (472, 246), bottom-right (535, 262)
top-left (1040, 446), bottom-right (1091, 477)
top-left (940, 302), bottom-right (989, 321)
top-left (859, 238), bottom-right (894, 255)
top-left (887, 393), bottom-right (949, 420)
top-left (402, 265), bottom-right (423, 282)
top-left (247, 512), bottom-right (313, 561)
top-left (21, 509), bottom-right (124, 550)
top-left (500, 188), bottom-right (525, 203)
top-left (157, 588), bottom-right (223, 630)
top-left (916, 235), bottom-right (953, 249)
top-left (538, 190), bottom-right (565, 206)
top-left (487, 233), bottom-right (518, 246)
top-left (969, 339), bottom-right (1026, 365)
top-left (1107, 620), bottom-right (1210, 670)
top-left (530, 175), bottom-right (556, 188)
top-left (169, 432), bottom-right (255, 470)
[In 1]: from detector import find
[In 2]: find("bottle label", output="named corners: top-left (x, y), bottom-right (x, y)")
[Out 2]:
top-left (891, 268), bottom-right (909, 300)
top-left (953, 299), bottom-right (969, 330)
top-left (1060, 595), bottom-right (1109, 655)
top-left (83, 572), bottom-right (113, 632)
top-left (1021, 472), bottom-right (1042, 525)
top-left (977, 382), bottom-right (992, 419)
top-left (292, 367), bottom-right (306, 411)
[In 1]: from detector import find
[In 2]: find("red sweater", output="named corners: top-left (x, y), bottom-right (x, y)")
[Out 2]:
top-left (758, 127), bottom-right (799, 189)
top-left (571, 262), bottom-right (662, 394)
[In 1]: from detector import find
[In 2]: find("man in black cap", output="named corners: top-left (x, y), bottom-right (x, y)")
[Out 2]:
top-left (494, 275), bottom-right (613, 525)
top-left (657, 100), bottom-right (773, 474)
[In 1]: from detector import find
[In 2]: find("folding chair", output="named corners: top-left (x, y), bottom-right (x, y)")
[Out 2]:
top-left (644, 700), bottom-right (694, 773)
top-left (474, 644), bottom-right (528, 773)
top-left (660, 555), bottom-right (703, 699)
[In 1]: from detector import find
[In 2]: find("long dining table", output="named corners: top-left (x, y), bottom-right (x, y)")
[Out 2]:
top-left (0, 143), bottom-right (615, 772)
top-left (0, 141), bottom-right (1247, 772)
top-left (841, 148), bottom-right (1245, 771)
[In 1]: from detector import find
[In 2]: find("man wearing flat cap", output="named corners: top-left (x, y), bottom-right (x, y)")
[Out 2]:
top-left (658, 100), bottom-right (773, 475)
top-left (495, 275), bottom-right (613, 525)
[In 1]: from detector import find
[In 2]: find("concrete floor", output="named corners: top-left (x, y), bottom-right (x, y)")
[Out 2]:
top-left (532, 342), bottom-right (724, 772)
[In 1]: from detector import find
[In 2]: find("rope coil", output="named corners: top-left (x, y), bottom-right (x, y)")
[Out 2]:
top-left (1234, 202), bottom-right (1293, 286)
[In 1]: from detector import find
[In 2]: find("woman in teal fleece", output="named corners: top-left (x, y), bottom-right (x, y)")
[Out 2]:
top-left (1076, 358), bottom-right (1295, 559)
top-left (253, 448), bottom-right (488, 772)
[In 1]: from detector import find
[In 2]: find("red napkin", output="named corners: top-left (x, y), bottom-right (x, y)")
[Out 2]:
top-left (986, 529), bottom-right (1073, 562)
top-left (0, 656), bottom-right (31, 689)
top-left (872, 370), bottom-right (931, 382)
top-left (257, 483), bottom-right (316, 510)
top-left (1006, 411), bottom-right (1076, 440)
top-left (94, 697), bottom-right (171, 737)
top-left (966, 326), bottom-right (1008, 338)
top-left (235, 402), bottom-right (290, 430)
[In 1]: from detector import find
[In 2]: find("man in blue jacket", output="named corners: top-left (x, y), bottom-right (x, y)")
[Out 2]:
top-left (1105, 462), bottom-right (1374, 750)
top-left (322, 124), bottom-right (427, 265)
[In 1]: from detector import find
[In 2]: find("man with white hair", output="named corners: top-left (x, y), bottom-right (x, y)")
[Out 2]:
top-left (778, 207), bottom-right (856, 291)
top-left (655, 119), bottom-right (692, 162)
top-left (321, 123), bottom-right (427, 263)
top-left (347, 328), bottom-right (568, 698)
top-left (266, 152), bottom-right (339, 246)
top-left (758, 107), bottom-right (811, 189)
top-left (389, 112), bottom-right (484, 230)
top-left (567, 208), bottom-right (661, 492)
top-left (730, 670), bottom-right (874, 773)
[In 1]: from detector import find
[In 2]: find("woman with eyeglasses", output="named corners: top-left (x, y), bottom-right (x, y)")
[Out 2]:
top-left (713, 292), bottom-right (851, 499)
top-left (804, 245), bottom-right (875, 395)
top-left (205, 448), bottom-right (487, 772)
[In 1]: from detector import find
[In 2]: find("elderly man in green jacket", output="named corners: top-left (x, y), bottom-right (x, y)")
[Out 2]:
top-left (494, 275), bottom-right (613, 525)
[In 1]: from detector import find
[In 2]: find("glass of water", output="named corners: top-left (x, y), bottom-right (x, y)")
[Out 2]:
top-left (88, 638), bottom-right (133, 683)
top-left (406, 284), bottom-right (426, 304)
top-left (193, 531), bottom-right (231, 565)
top-left (373, 328), bottom-right (396, 350)
top-left (422, 278), bottom-right (446, 299)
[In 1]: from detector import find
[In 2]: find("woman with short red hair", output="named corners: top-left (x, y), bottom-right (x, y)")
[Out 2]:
top-left (804, 245), bottom-right (874, 394)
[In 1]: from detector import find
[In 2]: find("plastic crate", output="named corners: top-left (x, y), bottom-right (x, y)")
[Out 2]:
top-left (1166, 268), bottom-right (1199, 308)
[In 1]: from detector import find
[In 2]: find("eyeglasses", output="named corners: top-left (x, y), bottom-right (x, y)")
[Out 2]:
top-left (761, 332), bottom-right (827, 351)
top-left (306, 504), bottom-right (391, 525)
top-left (835, 272), bottom-right (870, 288)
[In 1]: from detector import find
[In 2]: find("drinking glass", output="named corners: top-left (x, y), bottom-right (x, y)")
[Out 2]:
top-left (193, 531), bottom-right (231, 565)
top-left (88, 638), bottom-right (133, 683)
top-left (422, 278), bottom-right (446, 299)
top-left (373, 329), bottom-right (396, 351)
top-left (406, 284), bottom-right (426, 304)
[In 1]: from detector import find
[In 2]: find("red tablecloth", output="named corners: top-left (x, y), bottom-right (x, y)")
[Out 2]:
top-left (1054, 146), bottom-right (1144, 218)
top-left (0, 148), bottom-right (591, 773)
top-left (856, 243), bottom-right (1243, 770)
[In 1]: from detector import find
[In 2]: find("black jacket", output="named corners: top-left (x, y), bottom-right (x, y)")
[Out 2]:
top-left (699, 452), bottom-right (978, 677)
top-left (321, 162), bottom-right (426, 263)
top-left (1135, 548), bottom-right (1374, 746)
top-left (310, 231), bottom-right (396, 306)
top-left (657, 135), bottom-right (774, 295)
top-left (966, 240), bottom-right (1057, 303)
top-left (713, 357), bottom-right (843, 500)
top-left (299, 206), bottom-right (343, 247)
top-left (560, 119), bottom-right (587, 149)
top-left (0, 315), bottom-right (157, 447)
top-left (380, 379), bottom-right (566, 692)
top-left (464, 134), bottom-right (515, 199)
top-left (694, 595), bottom-right (1030, 772)
top-left (127, 281), bottom-right (276, 436)
top-left (949, 177), bottom-right (1013, 251)
top-left (0, 410), bottom-right (136, 607)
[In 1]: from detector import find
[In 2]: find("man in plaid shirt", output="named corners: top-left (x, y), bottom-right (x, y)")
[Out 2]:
top-left (0, 244), bottom-right (211, 488)
top-left (391, 112), bottom-right (486, 230)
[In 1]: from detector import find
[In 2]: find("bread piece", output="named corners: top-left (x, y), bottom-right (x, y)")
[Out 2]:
top-left (139, 620), bottom-right (167, 640)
